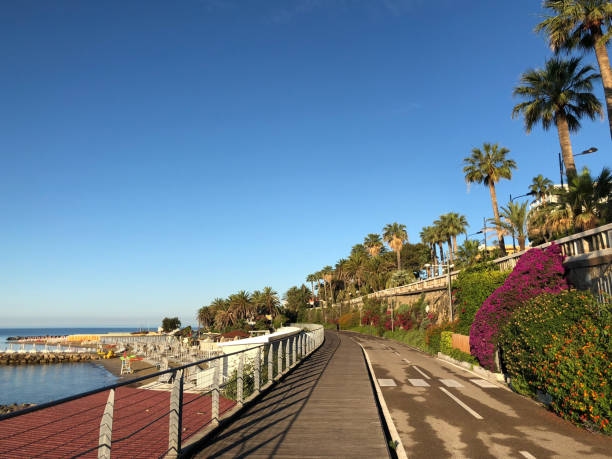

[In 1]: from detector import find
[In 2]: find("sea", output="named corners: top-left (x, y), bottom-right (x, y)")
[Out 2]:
top-left (0, 327), bottom-right (150, 405)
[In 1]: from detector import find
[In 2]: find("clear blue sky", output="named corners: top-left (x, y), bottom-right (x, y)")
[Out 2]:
top-left (1, 1), bottom-right (609, 327)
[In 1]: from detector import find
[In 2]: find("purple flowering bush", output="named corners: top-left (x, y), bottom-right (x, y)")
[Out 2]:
top-left (469, 244), bottom-right (568, 371)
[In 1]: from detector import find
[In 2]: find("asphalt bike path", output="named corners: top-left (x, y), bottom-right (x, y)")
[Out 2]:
top-left (348, 331), bottom-right (611, 459)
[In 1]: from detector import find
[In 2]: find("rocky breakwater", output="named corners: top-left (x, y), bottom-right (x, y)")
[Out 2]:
top-left (0, 403), bottom-right (36, 415)
top-left (0, 352), bottom-right (102, 366)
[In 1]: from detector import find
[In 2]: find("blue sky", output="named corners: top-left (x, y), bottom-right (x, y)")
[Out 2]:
top-left (1, 0), bottom-right (609, 327)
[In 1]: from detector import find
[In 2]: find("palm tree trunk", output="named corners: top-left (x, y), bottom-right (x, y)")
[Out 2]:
top-left (437, 242), bottom-right (445, 274)
top-left (447, 239), bottom-right (454, 264)
top-left (395, 250), bottom-right (401, 270)
top-left (592, 27), bottom-right (612, 140)
top-left (488, 181), bottom-right (507, 256)
top-left (518, 236), bottom-right (526, 251)
top-left (452, 234), bottom-right (458, 255)
top-left (555, 112), bottom-right (576, 178)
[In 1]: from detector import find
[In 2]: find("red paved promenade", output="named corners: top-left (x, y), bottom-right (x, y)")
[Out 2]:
top-left (0, 387), bottom-right (235, 458)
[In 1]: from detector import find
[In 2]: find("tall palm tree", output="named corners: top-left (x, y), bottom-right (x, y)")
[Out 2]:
top-left (512, 57), bottom-right (602, 177)
top-left (432, 223), bottom-right (446, 274)
top-left (382, 222), bottom-right (408, 270)
top-left (444, 212), bottom-right (469, 256)
top-left (499, 201), bottom-right (529, 251)
top-left (529, 174), bottom-right (555, 203)
top-left (434, 215), bottom-right (454, 264)
top-left (419, 226), bottom-right (438, 277)
top-left (345, 252), bottom-right (368, 290)
top-left (463, 142), bottom-right (517, 256)
top-left (535, 0), bottom-right (612, 139)
top-left (321, 265), bottom-right (334, 302)
top-left (363, 233), bottom-right (383, 257)
top-left (306, 273), bottom-right (318, 300)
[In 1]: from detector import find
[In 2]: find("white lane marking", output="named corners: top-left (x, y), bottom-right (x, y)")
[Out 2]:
top-left (439, 379), bottom-right (463, 388)
top-left (378, 378), bottom-right (397, 387)
top-left (402, 358), bottom-right (411, 364)
top-left (440, 387), bottom-right (483, 420)
top-left (470, 378), bottom-right (498, 388)
top-left (408, 379), bottom-right (430, 387)
top-left (519, 451), bottom-right (536, 459)
top-left (393, 351), bottom-right (401, 356)
top-left (412, 366), bottom-right (430, 379)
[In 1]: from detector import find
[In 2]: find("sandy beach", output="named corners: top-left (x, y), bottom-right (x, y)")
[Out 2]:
top-left (96, 358), bottom-right (160, 387)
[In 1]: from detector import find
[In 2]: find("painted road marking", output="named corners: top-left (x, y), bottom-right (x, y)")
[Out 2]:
top-left (412, 366), bottom-right (430, 380)
top-left (402, 358), bottom-right (411, 364)
top-left (440, 387), bottom-right (483, 420)
top-left (408, 379), bottom-right (430, 387)
top-left (470, 378), bottom-right (498, 388)
top-left (439, 379), bottom-right (463, 388)
top-left (519, 451), bottom-right (536, 459)
top-left (378, 379), bottom-right (397, 387)
top-left (393, 351), bottom-right (401, 356)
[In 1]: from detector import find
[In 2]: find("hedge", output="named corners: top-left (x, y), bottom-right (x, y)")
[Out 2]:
top-left (453, 269), bottom-right (509, 335)
top-left (470, 244), bottom-right (568, 371)
top-left (499, 291), bottom-right (611, 433)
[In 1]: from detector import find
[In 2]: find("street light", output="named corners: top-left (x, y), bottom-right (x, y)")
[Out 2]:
top-left (424, 262), bottom-right (454, 322)
top-left (509, 190), bottom-right (536, 202)
top-left (558, 147), bottom-right (597, 186)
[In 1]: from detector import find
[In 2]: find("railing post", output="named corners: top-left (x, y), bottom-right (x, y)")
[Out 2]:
top-left (98, 388), bottom-right (114, 459)
top-left (268, 344), bottom-right (274, 383)
top-left (237, 352), bottom-right (244, 405)
top-left (254, 347), bottom-right (261, 393)
top-left (285, 339), bottom-right (290, 372)
top-left (277, 341), bottom-right (283, 377)
top-left (292, 336), bottom-right (297, 365)
top-left (168, 369), bottom-right (184, 458)
top-left (212, 358), bottom-right (220, 424)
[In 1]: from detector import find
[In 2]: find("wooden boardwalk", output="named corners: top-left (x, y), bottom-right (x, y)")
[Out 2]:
top-left (191, 331), bottom-right (389, 458)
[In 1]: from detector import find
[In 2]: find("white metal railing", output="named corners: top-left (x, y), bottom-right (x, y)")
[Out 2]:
top-left (0, 325), bottom-right (325, 458)
top-left (327, 223), bottom-right (612, 308)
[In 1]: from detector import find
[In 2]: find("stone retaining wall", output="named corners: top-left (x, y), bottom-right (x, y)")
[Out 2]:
top-left (0, 352), bottom-right (102, 366)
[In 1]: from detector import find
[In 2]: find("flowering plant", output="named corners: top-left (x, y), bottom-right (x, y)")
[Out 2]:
top-left (469, 244), bottom-right (568, 371)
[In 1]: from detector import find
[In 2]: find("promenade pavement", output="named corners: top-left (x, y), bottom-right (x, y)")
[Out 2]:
top-left (348, 331), bottom-right (612, 458)
top-left (191, 330), bottom-right (390, 458)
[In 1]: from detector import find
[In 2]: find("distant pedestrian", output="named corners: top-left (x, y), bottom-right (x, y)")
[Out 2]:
top-left (336, 322), bottom-right (339, 332)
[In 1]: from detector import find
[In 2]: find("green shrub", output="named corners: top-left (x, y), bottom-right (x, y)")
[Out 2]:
top-left (440, 331), bottom-right (453, 354)
top-left (382, 329), bottom-right (430, 353)
top-left (426, 322), bottom-right (457, 354)
top-left (453, 269), bottom-right (509, 335)
top-left (445, 348), bottom-right (479, 365)
top-left (500, 291), bottom-right (611, 433)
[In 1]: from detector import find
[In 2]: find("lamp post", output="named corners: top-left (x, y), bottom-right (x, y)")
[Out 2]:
top-left (424, 262), bottom-right (454, 322)
top-left (508, 191), bottom-right (536, 251)
top-left (558, 147), bottom-right (597, 186)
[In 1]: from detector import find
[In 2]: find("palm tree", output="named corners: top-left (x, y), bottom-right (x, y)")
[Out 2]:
top-left (321, 265), bottom-right (334, 302)
top-left (512, 57), bottom-right (602, 177)
top-left (382, 222), bottom-right (408, 270)
top-left (363, 233), bottom-right (383, 257)
top-left (444, 212), bottom-right (469, 255)
top-left (434, 215), bottom-right (454, 264)
top-left (463, 142), bottom-right (517, 256)
top-left (229, 290), bottom-right (253, 321)
top-left (345, 252), bottom-right (368, 290)
top-left (214, 309), bottom-right (233, 331)
top-left (535, 0), bottom-right (612, 139)
top-left (455, 239), bottom-right (480, 268)
top-left (499, 201), bottom-right (529, 251)
top-left (306, 273), bottom-right (318, 300)
top-left (529, 174), bottom-right (555, 203)
top-left (258, 286), bottom-right (280, 317)
top-left (432, 223), bottom-right (447, 274)
top-left (197, 305), bottom-right (215, 330)
top-left (419, 226), bottom-right (438, 277)
top-left (561, 166), bottom-right (612, 230)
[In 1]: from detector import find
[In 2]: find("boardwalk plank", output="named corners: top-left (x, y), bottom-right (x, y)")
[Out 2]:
top-left (191, 331), bottom-right (389, 458)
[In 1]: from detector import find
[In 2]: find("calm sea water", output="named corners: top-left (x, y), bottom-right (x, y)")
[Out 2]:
top-left (0, 327), bottom-right (149, 405)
